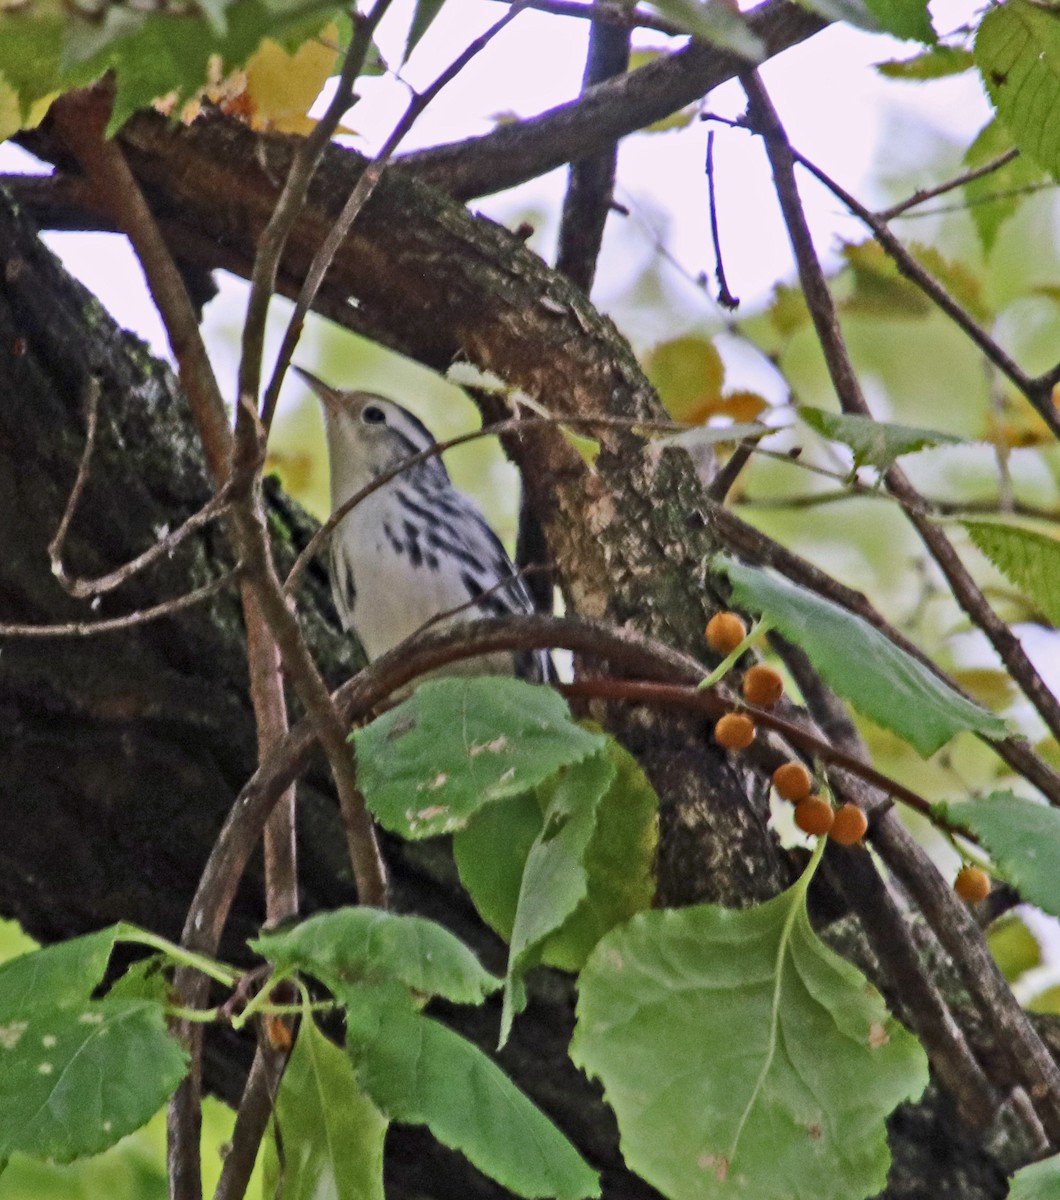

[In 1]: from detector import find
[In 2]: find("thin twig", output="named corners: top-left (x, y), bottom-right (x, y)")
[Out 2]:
top-left (783, 142), bottom-right (1060, 442)
top-left (282, 410), bottom-right (684, 597)
top-left (705, 130), bottom-right (739, 309)
top-left (740, 71), bottom-right (1060, 758)
top-left (483, 0), bottom-right (686, 35)
top-left (231, 3), bottom-right (396, 948)
top-left (876, 148), bottom-right (1020, 221)
top-left (53, 487), bottom-right (232, 600)
top-left (47, 375), bottom-right (101, 585)
top-left (741, 69), bottom-right (1060, 1140)
top-left (260, 1), bottom-right (527, 431)
top-left (560, 677), bottom-right (938, 819)
top-left (212, 1043), bottom-right (285, 1200)
top-left (0, 573), bottom-right (237, 637)
top-left (874, 811), bottom-right (1060, 1141)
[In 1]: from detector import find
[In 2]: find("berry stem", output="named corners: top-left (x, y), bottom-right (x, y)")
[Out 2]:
top-left (698, 617), bottom-right (774, 690)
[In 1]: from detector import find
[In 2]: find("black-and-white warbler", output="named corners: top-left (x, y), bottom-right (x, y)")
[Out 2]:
top-left (295, 368), bottom-right (551, 682)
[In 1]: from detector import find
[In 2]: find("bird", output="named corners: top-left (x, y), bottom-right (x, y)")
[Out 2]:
top-left (295, 367), bottom-right (551, 683)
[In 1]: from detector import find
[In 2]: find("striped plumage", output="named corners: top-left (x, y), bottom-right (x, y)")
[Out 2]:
top-left (296, 368), bottom-right (549, 682)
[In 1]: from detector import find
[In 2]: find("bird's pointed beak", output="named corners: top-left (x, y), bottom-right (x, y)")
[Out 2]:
top-left (293, 366), bottom-right (343, 417)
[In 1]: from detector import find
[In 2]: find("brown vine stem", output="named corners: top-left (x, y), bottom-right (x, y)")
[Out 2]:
top-left (741, 70), bottom-right (1060, 1141)
top-left (232, 1), bottom-right (396, 949)
top-left (740, 72), bottom-right (1060, 759)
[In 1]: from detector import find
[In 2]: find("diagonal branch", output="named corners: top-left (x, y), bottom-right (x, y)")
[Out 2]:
top-left (741, 71), bottom-right (1060, 753)
top-left (396, 0), bottom-right (825, 199)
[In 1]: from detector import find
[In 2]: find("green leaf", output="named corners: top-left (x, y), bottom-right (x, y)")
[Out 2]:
top-left (987, 915), bottom-right (1041, 983)
top-left (455, 792), bottom-right (544, 941)
top-left (716, 557), bottom-right (1008, 755)
top-left (860, 0), bottom-right (934, 45)
top-left (876, 45), bottom-right (974, 79)
top-left (253, 907), bottom-right (499, 1005)
top-left (963, 520), bottom-right (1060, 626)
top-left (403, 0), bottom-right (445, 63)
top-left (456, 740), bottom-right (659, 982)
top-left (793, 0), bottom-right (883, 35)
top-left (1010, 1153), bottom-right (1060, 1200)
top-left (0, 1), bottom-right (344, 133)
top-left (274, 1015), bottom-right (386, 1200)
top-left (645, 0), bottom-right (764, 59)
top-left (571, 857), bottom-right (928, 1200)
top-left (944, 791), bottom-right (1060, 916)
top-left (501, 750), bottom-right (616, 1042)
top-left (976, 0), bottom-right (1060, 178)
top-left (0, 926), bottom-right (120, 1019)
top-left (799, 405), bottom-right (966, 474)
top-left (541, 737), bottom-right (658, 972)
top-left (340, 982), bottom-right (600, 1200)
top-left (963, 120), bottom-right (1046, 253)
top-left (0, 998), bottom-right (187, 1162)
top-left (353, 677), bottom-right (605, 837)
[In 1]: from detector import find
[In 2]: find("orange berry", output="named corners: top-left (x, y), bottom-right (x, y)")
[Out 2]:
top-left (829, 803), bottom-right (868, 845)
top-left (742, 664), bottom-right (784, 707)
top-left (772, 761), bottom-right (813, 803)
top-left (954, 866), bottom-right (991, 904)
top-left (705, 611), bottom-right (747, 656)
top-left (714, 711), bottom-right (755, 751)
top-left (794, 796), bottom-right (835, 837)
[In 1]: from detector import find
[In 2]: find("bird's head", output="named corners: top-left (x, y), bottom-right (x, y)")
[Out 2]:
top-left (294, 367), bottom-right (446, 505)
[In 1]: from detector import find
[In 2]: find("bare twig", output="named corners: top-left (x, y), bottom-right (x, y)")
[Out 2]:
top-left (261, 1), bottom-right (527, 431)
top-left (396, 0), bottom-right (826, 200)
top-left (874, 811), bottom-right (1060, 1140)
top-left (47, 375), bottom-right (101, 584)
top-left (0, 572), bottom-right (236, 637)
top-left (484, 0), bottom-right (686, 36)
top-left (741, 70), bottom-right (1060, 1140)
top-left (705, 130), bottom-right (739, 309)
top-left (740, 71), bottom-right (1060, 757)
top-left (560, 677), bottom-right (937, 819)
top-left (556, 17), bottom-right (630, 292)
top-left (876, 148), bottom-right (1020, 222)
top-left (282, 410), bottom-right (683, 598)
top-left (212, 1043), bottom-right (285, 1200)
top-left (781, 142), bottom-right (1060, 443)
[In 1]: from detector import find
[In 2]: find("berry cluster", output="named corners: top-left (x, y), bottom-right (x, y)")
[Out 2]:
top-left (706, 611), bottom-right (868, 846)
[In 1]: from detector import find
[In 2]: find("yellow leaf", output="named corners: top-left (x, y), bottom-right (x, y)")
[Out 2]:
top-left (715, 391), bottom-right (769, 423)
top-left (0, 78), bottom-right (55, 141)
top-left (244, 25), bottom-right (339, 131)
top-left (645, 335), bottom-right (725, 423)
top-left (949, 668), bottom-right (1016, 712)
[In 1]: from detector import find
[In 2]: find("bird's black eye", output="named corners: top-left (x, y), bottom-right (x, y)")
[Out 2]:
top-left (362, 405), bottom-right (386, 425)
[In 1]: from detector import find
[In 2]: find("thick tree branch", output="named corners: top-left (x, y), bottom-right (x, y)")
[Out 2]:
top-left (397, 0), bottom-right (825, 199)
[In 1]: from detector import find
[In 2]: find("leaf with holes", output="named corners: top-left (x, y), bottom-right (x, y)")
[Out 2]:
top-left (354, 677), bottom-right (605, 837)
top-left (571, 849), bottom-right (928, 1200)
top-left (0, 998), bottom-right (187, 1162)
top-left (716, 557), bottom-right (1007, 755)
